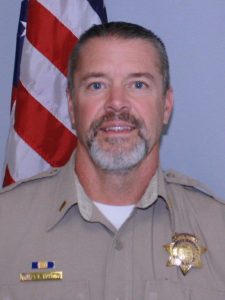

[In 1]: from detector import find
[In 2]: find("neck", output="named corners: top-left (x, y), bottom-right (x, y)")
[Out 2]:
top-left (75, 145), bottom-right (159, 205)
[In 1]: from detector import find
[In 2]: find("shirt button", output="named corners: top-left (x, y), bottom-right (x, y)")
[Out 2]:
top-left (114, 239), bottom-right (123, 250)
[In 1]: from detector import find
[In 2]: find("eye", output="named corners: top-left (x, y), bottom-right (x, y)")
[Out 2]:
top-left (90, 82), bottom-right (103, 90)
top-left (134, 81), bottom-right (147, 89)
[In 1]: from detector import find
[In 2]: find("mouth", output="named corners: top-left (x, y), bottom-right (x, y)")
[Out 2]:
top-left (89, 112), bottom-right (142, 140)
top-left (100, 123), bottom-right (136, 134)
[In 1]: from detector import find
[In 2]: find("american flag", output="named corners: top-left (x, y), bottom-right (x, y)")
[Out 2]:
top-left (3, 0), bottom-right (107, 187)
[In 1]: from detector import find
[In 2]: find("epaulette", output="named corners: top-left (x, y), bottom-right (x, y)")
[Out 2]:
top-left (0, 167), bottom-right (61, 194)
top-left (164, 169), bottom-right (225, 204)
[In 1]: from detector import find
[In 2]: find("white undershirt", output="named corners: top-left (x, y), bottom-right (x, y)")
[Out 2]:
top-left (94, 201), bottom-right (135, 230)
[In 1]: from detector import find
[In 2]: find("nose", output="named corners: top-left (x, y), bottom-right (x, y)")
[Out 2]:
top-left (104, 85), bottom-right (131, 113)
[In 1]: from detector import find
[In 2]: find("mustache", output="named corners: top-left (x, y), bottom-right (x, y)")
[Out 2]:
top-left (89, 112), bottom-right (143, 136)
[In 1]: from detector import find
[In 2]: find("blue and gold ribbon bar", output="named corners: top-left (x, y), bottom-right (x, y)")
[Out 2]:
top-left (32, 261), bottom-right (55, 269)
top-left (20, 271), bottom-right (63, 282)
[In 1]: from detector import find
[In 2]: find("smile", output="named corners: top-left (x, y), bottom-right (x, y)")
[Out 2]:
top-left (102, 125), bottom-right (135, 132)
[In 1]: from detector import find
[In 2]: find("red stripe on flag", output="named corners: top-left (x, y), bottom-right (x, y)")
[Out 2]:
top-left (3, 166), bottom-right (15, 187)
top-left (27, 0), bottom-right (78, 76)
top-left (14, 82), bottom-right (77, 167)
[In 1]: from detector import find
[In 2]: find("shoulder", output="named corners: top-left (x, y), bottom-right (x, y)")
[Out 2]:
top-left (0, 167), bottom-right (61, 198)
top-left (163, 169), bottom-right (225, 206)
top-left (0, 154), bottom-right (76, 207)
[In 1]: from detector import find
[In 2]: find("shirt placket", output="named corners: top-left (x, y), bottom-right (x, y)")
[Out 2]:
top-left (104, 219), bottom-right (134, 300)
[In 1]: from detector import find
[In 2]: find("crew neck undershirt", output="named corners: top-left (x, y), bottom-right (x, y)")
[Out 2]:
top-left (94, 201), bottom-right (135, 230)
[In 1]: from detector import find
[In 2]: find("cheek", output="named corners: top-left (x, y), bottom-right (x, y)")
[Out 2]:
top-left (73, 100), bottom-right (101, 132)
top-left (136, 101), bottom-right (158, 122)
top-left (138, 103), bottom-right (164, 134)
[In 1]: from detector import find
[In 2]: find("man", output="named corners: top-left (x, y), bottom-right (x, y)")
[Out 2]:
top-left (0, 22), bottom-right (225, 299)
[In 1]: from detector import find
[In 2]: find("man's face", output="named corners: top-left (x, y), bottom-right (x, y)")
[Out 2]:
top-left (69, 37), bottom-right (173, 172)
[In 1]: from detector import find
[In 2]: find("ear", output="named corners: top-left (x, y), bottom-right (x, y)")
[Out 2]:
top-left (67, 89), bottom-right (76, 129)
top-left (163, 87), bottom-right (174, 125)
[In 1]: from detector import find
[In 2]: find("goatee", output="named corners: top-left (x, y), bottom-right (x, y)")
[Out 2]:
top-left (86, 111), bottom-right (150, 173)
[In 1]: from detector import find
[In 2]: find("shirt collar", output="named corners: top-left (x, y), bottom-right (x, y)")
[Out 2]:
top-left (46, 155), bottom-right (172, 231)
top-left (46, 154), bottom-right (115, 231)
top-left (136, 167), bottom-right (170, 210)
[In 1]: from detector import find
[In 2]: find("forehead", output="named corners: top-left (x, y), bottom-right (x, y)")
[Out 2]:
top-left (76, 36), bottom-right (161, 72)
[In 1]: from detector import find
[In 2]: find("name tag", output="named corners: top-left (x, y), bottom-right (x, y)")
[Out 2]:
top-left (20, 271), bottom-right (63, 282)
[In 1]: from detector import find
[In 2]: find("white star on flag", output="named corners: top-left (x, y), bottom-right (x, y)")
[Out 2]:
top-left (20, 21), bottom-right (27, 37)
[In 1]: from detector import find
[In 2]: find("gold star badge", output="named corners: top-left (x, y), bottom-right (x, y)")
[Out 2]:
top-left (163, 233), bottom-right (207, 275)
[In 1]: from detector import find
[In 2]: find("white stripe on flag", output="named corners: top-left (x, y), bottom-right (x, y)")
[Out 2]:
top-left (6, 128), bottom-right (51, 181)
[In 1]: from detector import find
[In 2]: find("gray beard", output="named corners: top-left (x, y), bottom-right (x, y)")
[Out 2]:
top-left (88, 135), bottom-right (148, 173)
top-left (83, 111), bottom-right (150, 173)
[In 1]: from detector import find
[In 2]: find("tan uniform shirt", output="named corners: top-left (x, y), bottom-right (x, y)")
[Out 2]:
top-left (0, 157), bottom-right (225, 300)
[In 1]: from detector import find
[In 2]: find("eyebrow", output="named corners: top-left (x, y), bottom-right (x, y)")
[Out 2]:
top-left (126, 72), bottom-right (155, 82)
top-left (80, 72), bottom-right (108, 83)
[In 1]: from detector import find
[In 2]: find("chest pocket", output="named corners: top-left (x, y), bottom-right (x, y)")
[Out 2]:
top-left (144, 279), bottom-right (225, 300)
top-left (0, 280), bottom-right (90, 300)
